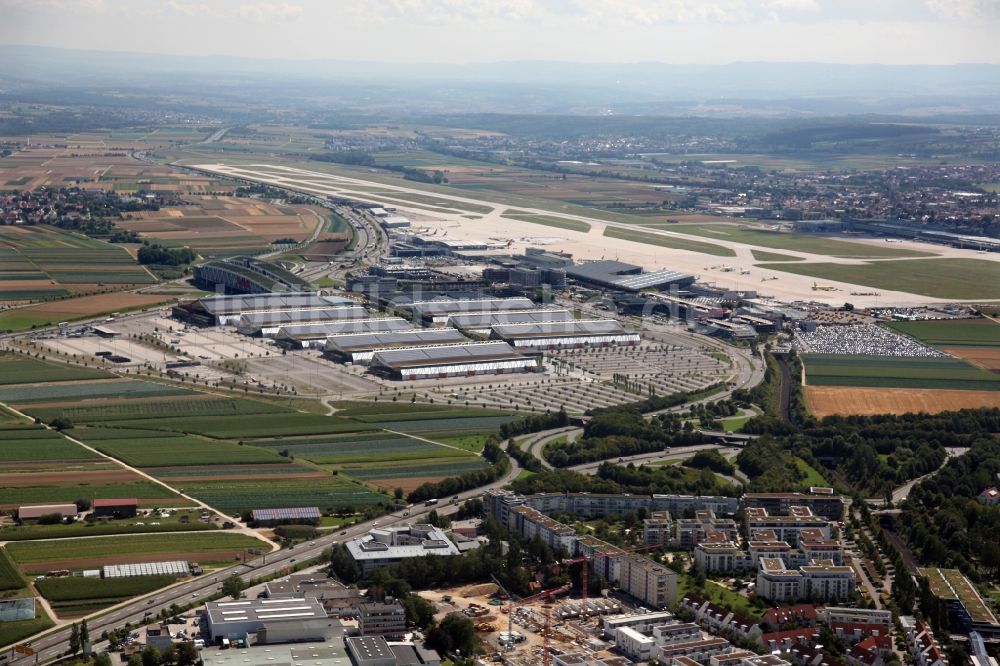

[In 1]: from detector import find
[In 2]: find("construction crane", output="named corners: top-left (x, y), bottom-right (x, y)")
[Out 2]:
top-left (498, 582), bottom-right (572, 666)
top-left (560, 542), bottom-right (662, 607)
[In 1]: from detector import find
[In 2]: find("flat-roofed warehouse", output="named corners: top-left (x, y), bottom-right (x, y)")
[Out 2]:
top-left (369, 341), bottom-right (537, 380)
top-left (172, 293), bottom-right (355, 326)
top-left (324, 328), bottom-right (469, 364)
top-left (448, 309), bottom-right (574, 335)
top-left (204, 597), bottom-right (337, 643)
top-left (405, 297), bottom-right (535, 325)
top-left (490, 319), bottom-right (639, 350)
top-left (274, 318), bottom-right (411, 349)
top-left (236, 306), bottom-right (370, 337)
top-left (566, 260), bottom-right (694, 292)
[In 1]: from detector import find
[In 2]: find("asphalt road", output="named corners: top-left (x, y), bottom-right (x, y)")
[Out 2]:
top-left (6, 458), bottom-right (521, 663)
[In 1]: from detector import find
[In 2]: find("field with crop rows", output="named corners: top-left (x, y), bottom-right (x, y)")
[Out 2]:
top-left (78, 431), bottom-right (290, 467)
top-left (0, 379), bottom-right (194, 404)
top-left (887, 318), bottom-right (1000, 347)
top-left (24, 395), bottom-right (284, 424)
top-left (175, 477), bottom-right (387, 514)
top-left (0, 354), bottom-right (113, 385)
top-left (1, 427), bottom-right (100, 462)
top-left (801, 353), bottom-right (1000, 390)
top-left (251, 432), bottom-right (470, 464)
top-left (0, 226), bottom-right (157, 303)
top-left (0, 549), bottom-right (25, 592)
top-left (37, 574), bottom-right (177, 615)
top-left (0, 510), bottom-right (216, 541)
top-left (6, 533), bottom-right (267, 571)
top-left (343, 458), bottom-right (490, 481)
top-left (103, 412), bottom-right (379, 438)
top-left (0, 480), bottom-right (182, 510)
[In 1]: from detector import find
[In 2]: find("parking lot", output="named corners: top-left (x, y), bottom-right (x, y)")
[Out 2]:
top-left (794, 324), bottom-right (946, 357)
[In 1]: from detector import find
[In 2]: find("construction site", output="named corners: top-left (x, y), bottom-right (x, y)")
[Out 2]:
top-left (421, 581), bottom-right (635, 666)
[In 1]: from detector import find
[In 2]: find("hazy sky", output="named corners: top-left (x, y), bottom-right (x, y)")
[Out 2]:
top-left (2, 0), bottom-right (999, 64)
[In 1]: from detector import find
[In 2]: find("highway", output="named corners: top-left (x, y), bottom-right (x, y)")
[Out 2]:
top-left (6, 458), bottom-right (521, 662)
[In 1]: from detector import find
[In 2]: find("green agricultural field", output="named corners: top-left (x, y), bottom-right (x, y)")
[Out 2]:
top-left (886, 319), bottom-right (1000, 348)
top-left (251, 432), bottom-right (468, 465)
top-left (373, 415), bottom-right (519, 435)
top-left (0, 379), bottom-right (193, 404)
top-left (0, 548), bottom-right (25, 592)
top-left (801, 354), bottom-right (1000, 390)
top-left (667, 224), bottom-right (932, 258)
top-left (501, 213), bottom-right (591, 233)
top-left (37, 575), bottom-right (176, 613)
top-left (103, 412), bottom-right (379, 439)
top-left (344, 458), bottom-right (490, 481)
top-left (0, 482), bottom-right (181, 509)
top-left (757, 258), bottom-right (1000, 300)
top-left (0, 355), bottom-right (113, 385)
top-left (1, 433), bottom-right (100, 462)
top-left (82, 434), bottom-right (289, 467)
top-left (27, 396), bottom-right (286, 424)
top-left (177, 477), bottom-right (387, 513)
top-left (0, 511), bottom-right (216, 541)
top-left (6, 532), bottom-right (267, 566)
top-left (604, 226), bottom-right (736, 257)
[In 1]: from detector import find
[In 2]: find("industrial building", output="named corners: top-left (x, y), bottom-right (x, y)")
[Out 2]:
top-left (92, 498), bottom-right (138, 518)
top-left (193, 256), bottom-right (313, 295)
top-left (565, 260), bottom-right (694, 292)
top-left (324, 329), bottom-right (469, 364)
top-left (346, 636), bottom-right (442, 666)
top-left (489, 319), bottom-right (639, 349)
top-left (448, 309), bottom-right (574, 335)
top-left (235, 306), bottom-right (370, 336)
top-left (173, 293), bottom-right (350, 326)
top-left (273, 318), bottom-right (411, 349)
top-left (405, 297), bottom-right (535, 325)
top-left (368, 341), bottom-right (536, 380)
top-left (204, 597), bottom-right (339, 643)
top-left (346, 525), bottom-right (460, 575)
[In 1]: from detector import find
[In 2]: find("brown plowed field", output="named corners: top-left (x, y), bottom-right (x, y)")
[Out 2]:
top-left (0, 468), bottom-right (141, 487)
top-left (369, 476), bottom-right (447, 493)
top-left (806, 386), bottom-right (1000, 417)
top-left (12, 292), bottom-right (169, 316)
top-left (942, 347), bottom-right (1000, 372)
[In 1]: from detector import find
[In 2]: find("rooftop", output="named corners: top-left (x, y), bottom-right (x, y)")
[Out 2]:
top-left (325, 328), bottom-right (468, 352)
top-left (370, 341), bottom-right (525, 369)
top-left (202, 643), bottom-right (350, 666)
top-left (490, 319), bottom-right (630, 339)
top-left (205, 597), bottom-right (329, 625)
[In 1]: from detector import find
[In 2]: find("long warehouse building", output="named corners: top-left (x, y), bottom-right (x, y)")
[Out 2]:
top-left (369, 341), bottom-right (537, 380)
top-left (324, 328), bottom-right (469, 364)
top-left (236, 306), bottom-right (370, 337)
top-left (489, 319), bottom-right (639, 349)
top-left (448, 309), bottom-right (574, 335)
top-left (274, 318), bottom-right (411, 349)
top-left (172, 292), bottom-right (354, 326)
top-left (407, 297), bottom-right (536, 325)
